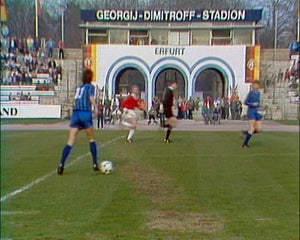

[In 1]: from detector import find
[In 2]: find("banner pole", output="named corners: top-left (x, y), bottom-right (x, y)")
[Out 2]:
top-left (35, 0), bottom-right (38, 38)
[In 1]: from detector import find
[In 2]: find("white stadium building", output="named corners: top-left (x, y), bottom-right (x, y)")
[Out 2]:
top-left (80, 9), bottom-right (263, 108)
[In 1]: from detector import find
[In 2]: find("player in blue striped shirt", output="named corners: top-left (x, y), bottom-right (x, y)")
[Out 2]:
top-left (242, 80), bottom-right (263, 148)
top-left (57, 69), bottom-right (99, 175)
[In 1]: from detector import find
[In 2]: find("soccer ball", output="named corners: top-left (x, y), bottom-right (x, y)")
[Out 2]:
top-left (100, 160), bottom-right (114, 174)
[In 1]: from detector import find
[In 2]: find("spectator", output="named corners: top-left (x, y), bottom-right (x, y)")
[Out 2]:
top-left (1, 36), bottom-right (63, 88)
top-left (202, 104), bottom-right (212, 125)
top-left (204, 96), bottom-right (213, 109)
top-left (16, 38), bottom-right (24, 54)
top-left (139, 99), bottom-right (147, 119)
top-left (148, 106), bottom-right (158, 125)
top-left (203, 96), bottom-right (213, 119)
top-left (22, 37), bottom-right (28, 54)
top-left (48, 58), bottom-right (56, 68)
top-left (188, 96), bottom-right (195, 119)
top-left (46, 38), bottom-right (55, 58)
top-left (56, 64), bottom-right (62, 85)
top-left (25, 73), bottom-right (32, 85)
top-left (236, 97), bottom-right (243, 119)
top-left (40, 37), bottom-right (46, 51)
top-left (15, 92), bottom-right (20, 101)
top-left (9, 37), bottom-right (17, 53)
top-left (1, 37), bottom-right (9, 52)
top-left (195, 97), bottom-right (201, 111)
top-left (177, 96), bottom-right (183, 119)
top-left (158, 101), bottom-right (164, 126)
top-left (97, 100), bottom-right (104, 129)
top-left (224, 97), bottom-right (230, 119)
top-left (152, 96), bottom-right (160, 117)
top-left (27, 35), bottom-right (34, 52)
top-left (212, 104), bottom-right (222, 124)
top-left (34, 37), bottom-right (41, 52)
top-left (27, 92), bottom-right (32, 101)
top-left (219, 97), bottom-right (225, 119)
top-left (58, 40), bottom-right (64, 59)
top-left (180, 98), bottom-right (188, 119)
top-left (230, 93), bottom-right (239, 119)
top-left (284, 68), bottom-right (291, 82)
top-left (289, 41), bottom-right (300, 58)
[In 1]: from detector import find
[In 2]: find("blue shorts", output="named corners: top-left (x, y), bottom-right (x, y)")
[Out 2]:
top-left (247, 111), bottom-right (262, 121)
top-left (70, 111), bottom-right (93, 129)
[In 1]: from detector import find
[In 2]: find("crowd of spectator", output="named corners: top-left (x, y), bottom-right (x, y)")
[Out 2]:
top-left (94, 93), bottom-right (245, 129)
top-left (0, 36), bottom-right (63, 89)
top-left (285, 60), bottom-right (299, 89)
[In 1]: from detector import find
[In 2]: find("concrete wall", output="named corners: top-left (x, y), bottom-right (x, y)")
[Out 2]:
top-left (260, 49), bottom-right (299, 120)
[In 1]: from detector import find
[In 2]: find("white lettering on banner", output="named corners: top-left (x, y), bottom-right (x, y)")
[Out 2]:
top-left (0, 105), bottom-right (61, 118)
top-left (202, 10), bottom-right (245, 21)
top-left (154, 47), bottom-right (186, 56)
top-left (144, 10), bottom-right (196, 21)
top-left (96, 10), bottom-right (138, 21)
top-left (93, 9), bottom-right (249, 22)
top-left (97, 10), bottom-right (198, 22)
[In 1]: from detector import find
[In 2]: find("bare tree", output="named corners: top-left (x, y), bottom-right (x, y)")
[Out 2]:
top-left (6, 0), bottom-right (35, 38)
top-left (4, 0), bottom-right (297, 48)
top-left (254, 0), bottom-right (297, 48)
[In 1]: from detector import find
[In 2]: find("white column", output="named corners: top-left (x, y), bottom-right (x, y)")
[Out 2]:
top-left (61, 11), bottom-right (64, 42)
top-left (35, 0), bottom-right (39, 38)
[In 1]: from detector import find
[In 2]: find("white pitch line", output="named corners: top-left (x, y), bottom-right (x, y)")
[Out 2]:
top-left (1, 135), bottom-right (125, 203)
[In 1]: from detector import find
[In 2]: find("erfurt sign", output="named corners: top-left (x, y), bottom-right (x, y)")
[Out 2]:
top-left (81, 9), bottom-right (262, 22)
top-left (154, 47), bottom-right (186, 56)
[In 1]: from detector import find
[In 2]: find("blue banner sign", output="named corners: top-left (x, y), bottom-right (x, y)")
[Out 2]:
top-left (81, 9), bottom-right (262, 22)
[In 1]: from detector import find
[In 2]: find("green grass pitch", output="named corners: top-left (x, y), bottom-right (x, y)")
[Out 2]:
top-left (1, 129), bottom-right (299, 239)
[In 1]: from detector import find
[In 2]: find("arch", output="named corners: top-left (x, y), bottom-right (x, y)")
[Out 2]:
top-left (150, 57), bottom-right (190, 73)
top-left (151, 57), bottom-right (189, 100)
top-left (112, 65), bottom-right (147, 95)
top-left (154, 68), bottom-right (186, 100)
top-left (191, 57), bottom-right (236, 97)
top-left (114, 68), bottom-right (146, 95)
top-left (195, 68), bottom-right (225, 100)
top-left (105, 56), bottom-right (150, 100)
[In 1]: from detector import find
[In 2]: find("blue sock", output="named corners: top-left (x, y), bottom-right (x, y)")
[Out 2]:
top-left (90, 141), bottom-right (99, 166)
top-left (60, 145), bottom-right (72, 166)
top-left (243, 133), bottom-right (252, 145)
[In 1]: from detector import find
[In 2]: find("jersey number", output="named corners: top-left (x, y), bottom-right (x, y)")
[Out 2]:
top-left (75, 87), bottom-right (85, 99)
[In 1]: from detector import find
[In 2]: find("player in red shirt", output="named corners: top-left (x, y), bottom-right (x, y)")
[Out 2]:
top-left (120, 85), bottom-right (142, 143)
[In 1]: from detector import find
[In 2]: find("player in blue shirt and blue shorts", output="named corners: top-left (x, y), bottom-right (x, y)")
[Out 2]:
top-left (57, 69), bottom-right (99, 175)
top-left (242, 80), bottom-right (263, 148)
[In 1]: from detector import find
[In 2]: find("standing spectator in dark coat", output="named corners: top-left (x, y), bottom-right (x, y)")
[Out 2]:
top-left (58, 40), bottom-right (64, 59)
top-left (97, 100), bottom-right (104, 129)
top-left (34, 37), bottom-right (41, 52)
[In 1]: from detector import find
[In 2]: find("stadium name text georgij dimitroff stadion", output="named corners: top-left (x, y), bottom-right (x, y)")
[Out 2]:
top-left (95, 9), bottom-right (247, 22)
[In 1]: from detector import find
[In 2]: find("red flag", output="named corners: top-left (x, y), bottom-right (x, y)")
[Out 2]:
top-left (1, 0), bottom-right (8, 22)
top-left (37, 0), bottom-right (43, 16)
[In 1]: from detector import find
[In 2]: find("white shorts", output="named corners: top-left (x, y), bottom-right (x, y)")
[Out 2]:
top-left (122, 109), bottom-right (137, 121)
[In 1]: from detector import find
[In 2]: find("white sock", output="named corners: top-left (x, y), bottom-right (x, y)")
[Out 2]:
top-left (127, 129), bottom-right (135, 140)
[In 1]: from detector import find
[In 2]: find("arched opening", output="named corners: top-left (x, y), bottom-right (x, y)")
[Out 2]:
top-left (195, 69), bottom-right (225, 100)
top-left (115, 68), bottom-right (146, 99)
top-left (154, 68), bottom-right (185, 100)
